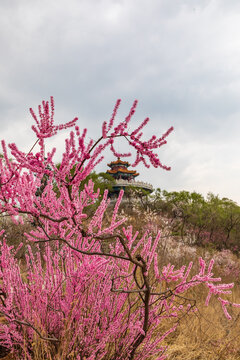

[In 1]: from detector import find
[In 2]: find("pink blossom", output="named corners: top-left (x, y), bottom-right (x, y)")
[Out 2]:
top-left (30, 96), bottom-right (77, 139)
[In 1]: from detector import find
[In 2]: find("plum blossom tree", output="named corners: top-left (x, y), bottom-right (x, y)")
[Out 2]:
top-left (0, 97), bottom-right (239, 359)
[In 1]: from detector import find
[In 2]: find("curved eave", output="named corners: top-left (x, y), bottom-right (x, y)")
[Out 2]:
top-left (107, 169), bottom-right (139, 176)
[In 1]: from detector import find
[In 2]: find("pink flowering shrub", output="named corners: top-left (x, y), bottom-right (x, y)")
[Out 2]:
top-left (0, 97), bottom-right (239, 359)
top-left (213, 249), bottom-right (240, 281)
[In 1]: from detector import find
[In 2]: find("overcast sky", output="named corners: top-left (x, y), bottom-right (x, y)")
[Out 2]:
top-left (0, 0), bottom-right (240, 203)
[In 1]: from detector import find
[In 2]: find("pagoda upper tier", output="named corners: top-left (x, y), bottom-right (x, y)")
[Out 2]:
top-left (106, 158), bottom-right (139, 180)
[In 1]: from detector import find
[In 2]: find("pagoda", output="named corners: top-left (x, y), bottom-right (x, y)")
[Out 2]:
top-left (107, 158), bottom-right (139, 181)
top-left (106, 157), bottom-right (153, 199)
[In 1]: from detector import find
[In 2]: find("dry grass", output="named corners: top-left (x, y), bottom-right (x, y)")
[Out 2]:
top-left (157, 281), bottom-right (240, 360)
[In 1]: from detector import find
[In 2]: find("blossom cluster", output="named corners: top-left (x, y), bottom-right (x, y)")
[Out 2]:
top-left (102, 99), bottom-right (174, 169)
top-left (30, 96), bottom-right (78, 139)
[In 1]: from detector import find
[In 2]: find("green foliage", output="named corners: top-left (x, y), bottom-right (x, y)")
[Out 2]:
top-left (150, 189), bottom-right (240, 252)
top-left (122, 185), bottom-right (151, 209)
top-left (79, 171), bottom-right (115, 197)
top-left (54, 164), bottom-right (115, 199)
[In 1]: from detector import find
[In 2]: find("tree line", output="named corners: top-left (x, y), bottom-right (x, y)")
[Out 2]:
top-left (82, 172), bottom-right (240, 254)
top-left (148, 188), bottom-right (240, 253)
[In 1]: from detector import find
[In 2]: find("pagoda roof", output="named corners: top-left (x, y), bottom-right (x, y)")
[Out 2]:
top-left (107, 167), bottom-right (139, 176)
top-left (107, 158), bottom-right (130, 167)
